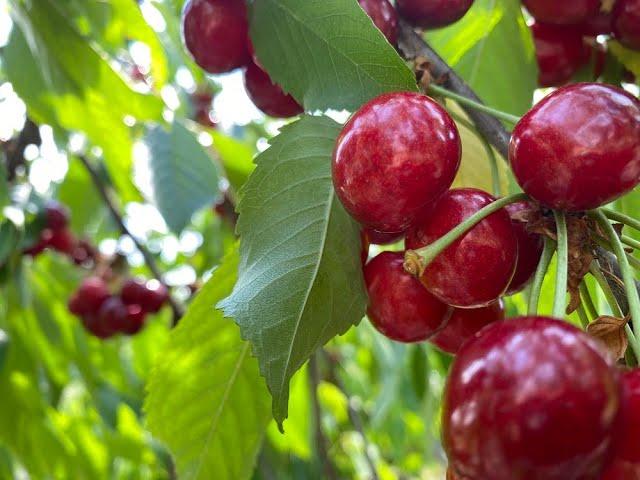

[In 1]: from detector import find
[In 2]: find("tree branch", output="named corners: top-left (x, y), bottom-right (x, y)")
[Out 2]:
top-left (78, 155), bottom-right (185, 325)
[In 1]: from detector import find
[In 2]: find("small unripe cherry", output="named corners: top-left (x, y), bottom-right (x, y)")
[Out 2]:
top-left (358, 0), bottom-right (398, 45)
top-left (364, 251), bottom-right (452, 343)
top-left (244, 61), bottom-right (303, 118)
top-left (522, 0), bottom-right (601, 25)
top-left (396, 0), bottom-right (474, 29)
top-left (504, 201), bottom-right (544, 295)
top-left (612, 0), bottom-right (640, 51)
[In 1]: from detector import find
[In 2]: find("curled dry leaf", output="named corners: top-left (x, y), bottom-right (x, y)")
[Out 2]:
top-left (586, 315), bottom-right (630, 361)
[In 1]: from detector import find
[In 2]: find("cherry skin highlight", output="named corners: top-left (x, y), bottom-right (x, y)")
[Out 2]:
top-left (443, 316), bottom-right (621, 480)
top-left (333, 92), bottom-right (461, 233)
top-left (504, 201), bottom-right (544, 295)
top-left (613, 369), bottom-right (640, 463)
top-left (406, 188), bottom-right (517, 308)
top-left (510, 83), bottom-right (640, 212)
top-left (396, 0), bottom-right (474, 29)
top-left (522, 0), bottom-right (601, 25)
top-left (429, 300), bottom-right (505, 355)
top-left (612, 0), bottom-right (640, 51)
top-left (358, 0), bottom-right (398, 45)
top-left (182, 0), bottom-right (251, 74)
top-left (364, 251), bottom-right (452, 343)
top-left (531, 21), bottom-right (590, 87)
top-left (244, 61), bottom-right (303, 118)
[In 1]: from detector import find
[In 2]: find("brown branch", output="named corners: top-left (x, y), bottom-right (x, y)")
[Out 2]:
top-left (2, 118), bottom-right (41, 180)
top-left (78, 154), bottom-right (185, 325)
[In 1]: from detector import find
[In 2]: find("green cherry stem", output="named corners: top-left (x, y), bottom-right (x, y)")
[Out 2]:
top-left (576, 304), bottom-right (590, 328)
top-left (428, 84), bottom-right (522, 125)
top-left (602, 208), bottom-right (640, 231)
top-left (528, 237), bottom-right (556, 315)
top-left (590, 262), bottom-right (623, 318)
top-left (552, 211), bottom-right (569, 318)
top-left (405, 193), bottom-right (528, 276)
top-left (579, 282), bottom-right (598, 321)
top-left (622, 235), bottom-right (640, 252)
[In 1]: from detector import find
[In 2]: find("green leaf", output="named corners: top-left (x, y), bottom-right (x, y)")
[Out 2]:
top-left (0, 220), bottom-right (21, 267)
top-left (144, 121), bottom-right (221, 234)
top-left (427, 0), bottom-right (537, 116)
top-left (610, 41), bottom-right (640, 78)
top-left (210, 130), bottom-right (255, 193)
top-left (0, 330), bottom-right (8, 372)
top-left (146, 247), bottom-right (271, 480)
top-left (249, 0), bottom-right (417, 111)
top-left (219, 115), bottom-right (367, 427)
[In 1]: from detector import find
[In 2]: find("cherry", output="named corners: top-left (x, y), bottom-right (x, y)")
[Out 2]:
top-left (23, 235), bottom-right (49, 257)
top-left (358, 0), bottom-right (398, 45)
top-left (522, 0), bottom-right (601, 25)
top-left (71, 239), bottom-right (98, 266)
top-left (510, 83), bottom-right (640, 212)
top-left (48, 228), bottom-right (77, 255)
top-left (45, 202), bottom-right (70, 231)
top-left (396, 0), bottom-right (474, 29)
top-left (121, 278), bottom-right (149, 306)
top-left (143, 280), bottom-right (170, 313)
top-left (612, 0), bottom-right (640, 51)
top-left (578, 11), bottom-right (613, 37)
top-left (81, 313), bottom-right (115, 339)
top-left (244, 61), bottom-right (303, 118)
top-left (406, 188), bottom-right (517, 308)
top-left (97, 296), bottom-right (129, 334)
top-left (429, 300), bottom-right (505, 355)
top-left (68, 277), bottom-right (110, 316)
top-left (443, 316), bottom-right (621, 480)
top-left (182, 0), bottom-right (251, 74)
top-left (364, 251), bottom-right (452, 343)
top-left (612, 369), bottom-right (640, 463)
top-left (531, 21), bottom-right (590, 87)
top-left (504, 201), bottom-right (543, 295)
top-left (122, 305), bottom-right (147, 335)
top-left (601, 460), bottom-right (640, 480)
top-left (360, 231), bottom-right (370, 266)
top-left (362, 227), bottom-right (404, 245)
top-left (333, 92), bottom-right (461, 233)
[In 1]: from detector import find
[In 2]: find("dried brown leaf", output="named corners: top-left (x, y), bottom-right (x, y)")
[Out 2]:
top-left (587, 315), bottom-right (630, 360)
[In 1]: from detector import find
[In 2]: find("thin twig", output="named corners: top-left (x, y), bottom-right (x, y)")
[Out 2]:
top-left (78, 154), bottom-right (185, 324)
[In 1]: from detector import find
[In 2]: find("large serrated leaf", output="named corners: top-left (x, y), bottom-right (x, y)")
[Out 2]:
top-left (250, 0), bottom-right (417, 111)
top-left (219, 115), bottom-right (367, 427)
top-left (145, 247), bottom-right (271, 480)
top-left (144, 121), bottom-right (221, 233)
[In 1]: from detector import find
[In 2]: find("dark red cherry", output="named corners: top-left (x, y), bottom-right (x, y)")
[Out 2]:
top-left (81, 313), bottom-right (116, 339)
top-left (396, 0), bottom-right (474, 29)
top-left (143, 280), bottom-right (169, 313)
top-left (48, 228), bottom-right (77, 255)
top-left (531, 21), bottom-right (590, 87)
top-left (443, 316), bottom-right (621, 480)
top-left (45, 202), bottom-right (70, 231)
top-left (182, 0), bottom-right (251, 74)
top-left (363, 227), bottom-right (404, 245)
top-left (23, 235), bottom-right (50, 257)
top-left (358, 0), bottom-right (398, 45)
top-left (68, 277), bottom-right (110, 316)
top-left (122, 305), bottom-right (147, 335)
top-left (601, 460), bottom-right (640, 480)
top-left (613, 369), bottom-right (640, 463)
top-left (613, 0), bottom-right (640, 51)
top-left (522, 0), bottom-right (601, 25)
top-left (510, 83), bottom-right (640, 212)
top-left (406, 188), bottom-right (517, 308)
top-left (429, 300), bottom-right (505, 354)
top-left (578, 11), bottom-right (613, 37)
top-left (333, 92), bottom-right (461, 233)
top-left (364, 251), bottom-right (452, 343)
top-left (97, 296), bottom-right (129, 333)
top-left (504, 201), bottom-right (543, 295)
top-left (244, 61), bottom-right (303, 118)
top-left (121, 278), bottom-right (148, 305)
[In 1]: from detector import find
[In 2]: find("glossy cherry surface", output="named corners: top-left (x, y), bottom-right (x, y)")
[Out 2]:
top-left (48, 228), bottom-right (77, 255)
top-left (531, 21), bottom-right (590, 87)
top-left (601, 460), bottom-right (640, 480)
top-left (144, 280), bottom-right (169, 313)
top-left (443, 316), bottom-right (621, 480)
top-left (244, 61), bottom-right (303, 118)
top-left (182, 0), bottom-right (250, 74)
top-left (122, 305), bottom-right (147, 335)
top-left (68, 277), bottom-right (110, 316)
top-left (505, 201), bottom-right (544, 295)
top-left (429, 300), bottom-right (505, 354)
top-left (358, 0), bottom-right (398, 45)
top-left (363, 227), bottom-right (404, 245)
top-left (364, 251), bottom-right (452, 342)
top-left (97, 297), bottom-right (129, 334)
top-left (406, 188), bottom-right (517, 308)
top-left (613, 369), bottom-right (640, 463)
top-left (396, 0), bottom-right (474, 29)
top-left (522, 0), bottom-right (601, 25)
top-left (45, 202), bottom-right (69, 231)
top-left (333, 92), bottom-right (461, 233)
top-left (510, 83), bottom-right (640, 211)
top-left (579, 11), bottom-right (613, 36)
top-left (612, 0), bottom-right (640, 51)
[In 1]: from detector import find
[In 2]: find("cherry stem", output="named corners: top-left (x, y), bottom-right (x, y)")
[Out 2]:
top-left (579, 282), bottom-right (598, 321)
top-left (594, 210), bottom-right (640, 355)
top-left (590, 262), bottom-right (624, 318)
top-left (427, 84), bottom-right (521, 125)
top-left (552, 211), bottom-right (569, 318)
top-left (406, 193), bottom-right (528, 276)
top-left (622, 235), bottom-right (640, 252)
top-left (576, 304), bottom-right (589, 328)
top-left (528, 237), bottom-right (556, 315)
top-left (602, 208), bottom-right (640, 231)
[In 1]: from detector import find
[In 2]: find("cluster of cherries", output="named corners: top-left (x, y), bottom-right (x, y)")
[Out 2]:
top-left (526, 0), bottom-right (640, 87)
top-left (333, 76), bottom-right (639, 477)
top-left (68, 276), bottom-right (169, 339)
top-left (23, 202), bottom-right (97, 266)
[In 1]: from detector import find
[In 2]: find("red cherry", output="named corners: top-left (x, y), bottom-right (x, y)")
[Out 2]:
top-left (182, 0), bottom-right (251, 74)
top-left (120, 278), bottom-right (148, 306)
top-left (578, 11), bottom-right (613, 37)
top-left (23, 235), bottom-right (50, 257)
top-left (504, 201), bottom-right (543, 295)
top-left (612, 0), bottom-right (640, 51)
top-left (97, 296), bottom-right (129, 334)
top-left (362, 227), bottom-right (404, 245)
top-left (333, 92), bottom-right (461, 233)
top-left (364, 251), bottom-right (452, 342)
top-left (360, 231), bottom-right (370, 266)
top-left (244, 61), bottom-right (303, 118)
top-left (429, 300), bottom-right (505, 354)
top-left (396, 0), bottom-right (474, 29)
top-left (68, 277), bottom-right (110, 316)
top-left (122, 305), bottom-right (147, 335)
top-left (531, 21), bottom-right (590, 87)
top-left (443, 316), bottom-right (621, 480)
top-left (143, 280), bottom-right (170, 313)
top-left (45, 202), bottom-right (69, 231)
top-left (612, 369), bottom-right (640, 463)
top-left (81, 313), bottom-right (116, 339)
top-left (71, 240), bottom-right (98, 266)
top-left (48, 228), bottom-right (77, 255)
top-left (522, 0), bottom-right (601, 25)
top-left (510, 83), bottom-right (640, 211)
top-left (601, 460), bottom-right (640, 480)
top-left (358, 0), bottom-right (398, 45)
top-left (406, 188), bottom-right (517, 308)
